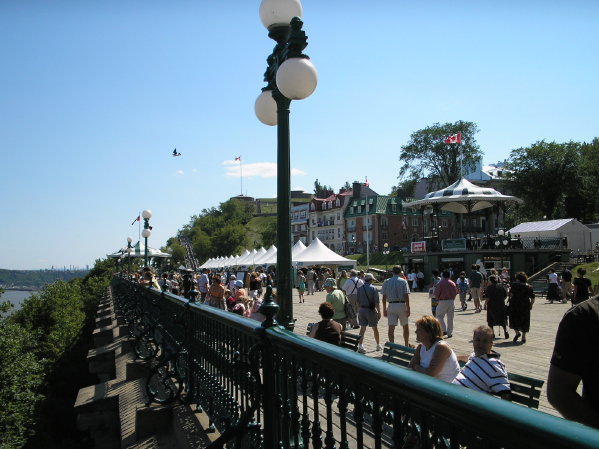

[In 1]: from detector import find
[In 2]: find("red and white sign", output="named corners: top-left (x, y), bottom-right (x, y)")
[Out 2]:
top-left (444, 132), bottom-right (462, 144)
top-left (411, 241), bottom-right (426, 253)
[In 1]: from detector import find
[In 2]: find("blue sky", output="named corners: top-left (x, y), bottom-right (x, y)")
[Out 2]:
top-left (1, 0), bottom-right (598, 270)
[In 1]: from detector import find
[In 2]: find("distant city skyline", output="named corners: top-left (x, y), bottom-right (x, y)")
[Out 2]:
top-left (1, 1), bottom-right (597, 270)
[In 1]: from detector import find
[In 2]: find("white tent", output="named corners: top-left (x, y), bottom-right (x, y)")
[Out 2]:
top-left (235, 249), bottom-right (253, 266)
top-left (293, 238), bottom-right (356, 267)
top-left (509, 218), bottom-right (593, 252)
top-left (253, 246), bottom-right (272, 265)
top-left (260, 245), bottom-right (279, 265)
top-left (292, 240), bottom-right (307, 258)
top-left (107, 241), bottom-right (172, 259)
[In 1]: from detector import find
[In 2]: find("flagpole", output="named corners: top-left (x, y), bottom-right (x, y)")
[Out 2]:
top-left (138, 211), bottom-right (141, 243)
top-left (239, 157), bottom-right (243, 196)
top-left (365, 179), bottom-right (370, 269)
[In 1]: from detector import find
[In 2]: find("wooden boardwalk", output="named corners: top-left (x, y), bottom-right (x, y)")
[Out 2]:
top-left (288, 288), bottom-right (572, 417)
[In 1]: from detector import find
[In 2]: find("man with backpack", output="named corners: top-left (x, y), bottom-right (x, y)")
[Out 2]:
top-left (342, 269), bottom-right (363, 329)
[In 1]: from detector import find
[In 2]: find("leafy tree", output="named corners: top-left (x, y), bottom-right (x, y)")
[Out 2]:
top-left (211, 224), bottom-right (247, 257)
top-left (0, 319), bottom-right (44, 449)
top-left (260, 221), bottom-right (278, 248)
top-left (575, 137), bottom-right (599, 222)
top-left (505, 140), bottom-right (579, 220)
top-left (399, 121), bottom-right (482, 187)
top-left (341, 181), bottom-right (352, 192)
top-left (313, 179), bottom-right (333, 198)
top-left (12, 280), bottom-right (85, 361)
top-left (163, 238), bottom-right (186, 267)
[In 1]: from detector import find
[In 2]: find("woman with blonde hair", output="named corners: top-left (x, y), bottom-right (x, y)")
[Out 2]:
top-left (409, 315), bottom-right (460, 382)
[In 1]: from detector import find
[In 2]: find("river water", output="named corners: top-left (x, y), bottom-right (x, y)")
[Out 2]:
top-left (1, 290), bottom-right (36, 314)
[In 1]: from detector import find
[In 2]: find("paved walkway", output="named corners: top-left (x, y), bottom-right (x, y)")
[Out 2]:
top-left (287, 287), bottom-right (572, 417)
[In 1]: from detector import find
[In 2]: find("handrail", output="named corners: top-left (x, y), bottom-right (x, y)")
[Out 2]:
top-left (112, 277), bottom-right (599, 449)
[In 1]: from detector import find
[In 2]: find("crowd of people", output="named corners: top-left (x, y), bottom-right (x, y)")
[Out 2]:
top-left (129, 261), bottom-right (599, 428)
top-left (127, 266), bottom-right (275, 321)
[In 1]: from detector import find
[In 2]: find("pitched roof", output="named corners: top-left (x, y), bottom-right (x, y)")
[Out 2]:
top-left (509, 219), bottom-right (575, 233)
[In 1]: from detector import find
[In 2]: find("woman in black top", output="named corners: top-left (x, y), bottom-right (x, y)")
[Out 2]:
top-left (572, 268), bottom-right (593, 305)
top-left (508, 272), bottom-right (535, 343)
top-left (310, 302), bottom-right (342, 346)
top-left (484, 275), bottom-right (509, 338)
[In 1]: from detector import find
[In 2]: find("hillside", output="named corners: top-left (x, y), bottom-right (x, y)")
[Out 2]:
top-left (0, 269), bottom-right (89, 290)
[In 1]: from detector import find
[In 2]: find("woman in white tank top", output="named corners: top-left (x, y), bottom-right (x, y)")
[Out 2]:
top-left (409, 315), bottom-right (460, 382)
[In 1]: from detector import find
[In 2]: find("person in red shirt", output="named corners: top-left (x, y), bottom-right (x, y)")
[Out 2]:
top-left (434, 270), bottom-right (459, 338)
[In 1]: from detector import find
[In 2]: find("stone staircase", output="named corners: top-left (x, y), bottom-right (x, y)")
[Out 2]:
top-left (74, 289), bottom-right (214, 448)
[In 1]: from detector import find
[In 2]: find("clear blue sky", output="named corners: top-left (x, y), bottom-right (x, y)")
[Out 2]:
top-left (1, 0), bottom-right (597, 270)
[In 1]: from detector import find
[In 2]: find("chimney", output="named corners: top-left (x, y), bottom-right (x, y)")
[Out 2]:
top-left (352, 181), bottom-right (362, 198)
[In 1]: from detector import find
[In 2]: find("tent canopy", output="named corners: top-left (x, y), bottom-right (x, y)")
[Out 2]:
top-left (403, 178), bottom-right (522, 213)
top-left (294, 238), bottom-right (357, 266)
top-left (107, 241), bottom-right (172, 259)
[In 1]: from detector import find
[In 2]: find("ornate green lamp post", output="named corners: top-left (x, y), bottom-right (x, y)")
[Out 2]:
top-left (383, 242), bottom-right (390, 273)
top-left (126, 236), bottom-right (133, 273)
top-left (141, 209), bottom-right (152, 267)
top-left (255, 0), bottom-right (317, 330)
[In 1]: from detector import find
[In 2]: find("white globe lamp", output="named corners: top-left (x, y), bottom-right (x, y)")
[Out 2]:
top-left (276, 57), bottom-right (318, 100)
top-left (259, 0), bottom-right (302, 29)
top-left (255, 90), bottom-right (277, 126)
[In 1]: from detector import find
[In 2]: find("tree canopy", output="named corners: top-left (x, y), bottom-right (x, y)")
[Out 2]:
top-left (399, 121), bottom-right (482, 188)
top-left (505, 139), bottom-right (599, 222)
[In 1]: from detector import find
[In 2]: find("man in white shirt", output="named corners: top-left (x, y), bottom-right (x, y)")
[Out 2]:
top-left (381, 266), bottom-right (411, 346)
top-left (342, 269), bottom-right (363, 329)
top-left (198, 268), bottom-right (210, 301)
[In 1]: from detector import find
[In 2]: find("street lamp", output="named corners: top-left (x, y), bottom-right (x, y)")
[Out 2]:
top-left (255, 0), bottom-right (317, 330)
top-left (141, 209), bottom-right (152, 267)
top-left (126, 236), bottom-right (133, 274)
top-left (383, 242), bottom-right (390, 273)
top-left (495, 229), bottom-right (509, 270)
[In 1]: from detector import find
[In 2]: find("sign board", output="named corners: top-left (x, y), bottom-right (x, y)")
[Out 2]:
top-left (442, 238), bottom-right (467, 252)
top-left (411, 241), bottom-right (426, 253)
top-left (337, 265), bottom-right (354, 271)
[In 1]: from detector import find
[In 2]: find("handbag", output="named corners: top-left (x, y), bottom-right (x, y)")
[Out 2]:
top-left (343, 295), bottom-right (357, 320)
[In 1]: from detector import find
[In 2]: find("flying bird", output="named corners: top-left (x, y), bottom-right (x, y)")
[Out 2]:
top-left (173, 149), bottom-right (182, 157)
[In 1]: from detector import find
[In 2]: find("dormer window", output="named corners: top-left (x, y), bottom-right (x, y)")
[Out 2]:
top-left (336, 198), bottom-right (340, 207)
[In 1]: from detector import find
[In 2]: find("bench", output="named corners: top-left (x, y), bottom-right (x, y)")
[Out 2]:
top-left (531, 280), bottom-right (547, 298)
top-left (382, 342), bottom-right (544, 409)
top-left (306, 323), bottom-right (361, 352)
top-left (382, 341), bottom-right (415, 367)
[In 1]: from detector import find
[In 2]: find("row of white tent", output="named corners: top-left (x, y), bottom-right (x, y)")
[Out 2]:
top-left (199, 238), bottom-right (357, 270)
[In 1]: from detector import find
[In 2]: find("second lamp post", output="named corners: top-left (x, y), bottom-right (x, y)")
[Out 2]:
top-left (142, 209), bottom-right (152, 267)
top-left (254, 0), bottom-right (317, 329)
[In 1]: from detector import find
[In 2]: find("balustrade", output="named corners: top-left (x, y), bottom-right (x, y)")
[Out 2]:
top-left (112, 277), bottom-right (599, 449)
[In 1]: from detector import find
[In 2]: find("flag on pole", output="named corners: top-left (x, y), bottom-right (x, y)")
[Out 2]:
top-left (131, 215), bottom-right (140, 225)
top-left (235, 156), bottom-right (241, 161)
top-left (364, 177), bottom-right (369, 187)
top-left (444, 132), bottom-right (462, 144)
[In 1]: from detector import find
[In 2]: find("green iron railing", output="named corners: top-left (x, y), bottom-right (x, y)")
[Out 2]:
top-left (111, 276), bottom-right (599, 449)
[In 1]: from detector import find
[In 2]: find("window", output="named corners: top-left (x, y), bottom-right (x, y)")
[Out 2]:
top-left (392, 204), bottom-right (397, 212)
top-left (442, 219), bottom-right (448, 227)
top-left (413, 217), bottom-right (418, 226)
top-left (350, 207), bottom-right (354, 214)
top-left (337, 212), bottom-right (340, 220)
top-left (338, 228), bottom-right (341, 238)
top-left (336, 198), bottom-right (340, 207)
top-left (310, 203), bottom-right (315, 211)
top-left (358, 206), bottom-right (362, 214)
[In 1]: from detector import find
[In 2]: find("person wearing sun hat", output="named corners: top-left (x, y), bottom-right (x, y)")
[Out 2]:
top-left (324, 277), bottom-right (347, 329)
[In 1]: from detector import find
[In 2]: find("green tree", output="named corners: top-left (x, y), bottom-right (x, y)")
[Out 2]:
top-left (0, 319), bottom-right (44, 449)
top-left (260, 221), bottom-right (278, 248)
top-left (313, 179), bottom-right (333, 198)
top-left (399, 121), bottom-right (482, 187)
top-left (211, 224), bottom-right (247, 256)
top-left (505, 140), bottom-right (579, 220)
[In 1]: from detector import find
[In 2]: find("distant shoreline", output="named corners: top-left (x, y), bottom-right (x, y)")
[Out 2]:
top-left (2, 287), bottom-right (38, 292)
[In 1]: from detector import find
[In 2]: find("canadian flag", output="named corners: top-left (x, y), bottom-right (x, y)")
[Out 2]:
top-left (445, 132), bottom-right (462, 144)
top-left (364, 177), bottom-right (369, 187)
top-left (235, 156), bottom-right (241, 161)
